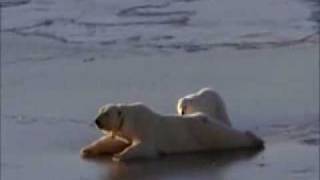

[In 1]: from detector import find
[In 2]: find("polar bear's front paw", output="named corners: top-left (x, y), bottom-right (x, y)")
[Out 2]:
top-left (112, 151), bottom-right (132, 161)
top-left (112, 154), bottom-right (122, 162)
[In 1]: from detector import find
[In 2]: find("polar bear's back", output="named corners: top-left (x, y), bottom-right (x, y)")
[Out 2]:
top-left (155, 113), bottom-right (210, 153)
top-left (156, 113), bottom-right (251, 153)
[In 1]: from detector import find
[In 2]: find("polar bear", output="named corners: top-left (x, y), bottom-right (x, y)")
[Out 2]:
top-left (86, 103), bottom-right (263, 161)
top-left (177, 88), bottom-right (232, 126)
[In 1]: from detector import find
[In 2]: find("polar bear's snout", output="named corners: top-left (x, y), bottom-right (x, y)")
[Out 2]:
top-left (95, 113), bottom-right (109, 130)
top-left (95, 118), bottom-right (101, 128)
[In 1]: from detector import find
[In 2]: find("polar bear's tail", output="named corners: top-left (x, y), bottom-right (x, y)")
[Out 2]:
top-left (245, 131), bottom-right (265, 150)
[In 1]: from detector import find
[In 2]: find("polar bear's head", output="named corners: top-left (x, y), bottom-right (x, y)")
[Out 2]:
top-left (95, 104), bottom-right (124, 133)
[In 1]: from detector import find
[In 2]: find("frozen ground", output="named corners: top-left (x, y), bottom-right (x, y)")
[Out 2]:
top-left (1, 32), bottom-right (319, 180)
top-left (1, 0), bottom-right (319, 179)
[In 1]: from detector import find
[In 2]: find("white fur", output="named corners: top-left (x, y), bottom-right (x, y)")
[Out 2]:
top-left (93, 103), bottom-right (262, 160)
top-left (177, 88), bottom-right (232, 126)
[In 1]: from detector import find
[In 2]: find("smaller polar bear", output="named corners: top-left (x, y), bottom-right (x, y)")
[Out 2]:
top-left (83, 103), bottom-right (264, 161)
top-left (177, 88), bottom-right (232, 126)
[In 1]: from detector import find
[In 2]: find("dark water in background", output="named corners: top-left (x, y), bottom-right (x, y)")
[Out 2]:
top-left (304, 0), bottom-right (320, 30)
top-left (1, 0), bottom-right (319, 53)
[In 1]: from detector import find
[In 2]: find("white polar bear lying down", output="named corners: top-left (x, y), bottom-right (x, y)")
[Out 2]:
top-left (177, 88), bottom-right (232, 126)
top-left (82, 103), bottom-right (264, 161)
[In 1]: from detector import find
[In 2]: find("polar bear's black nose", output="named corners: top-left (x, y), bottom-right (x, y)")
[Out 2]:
top-left (95, 119), bottom-right (102, 128)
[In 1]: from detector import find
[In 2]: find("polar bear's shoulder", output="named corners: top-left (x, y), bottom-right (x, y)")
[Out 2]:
top-left (180, 88), bottom-right (219, 101)
top-left (177, 88), bottom-right (218, 105)
top-left (197, 87), bottom-right (214, 94)
top-left (125, 102), bottom-right (145, 107)
top-left (194, 88), bottom-right (223, 102)
top-left (197, 87), bottom-right (219, 96)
